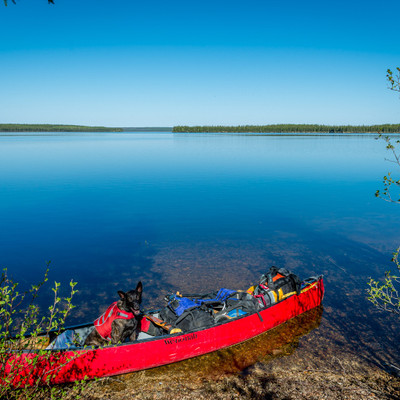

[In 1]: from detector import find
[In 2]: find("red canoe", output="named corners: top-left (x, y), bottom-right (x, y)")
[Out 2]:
top-left (5, 276), bottom-right (324, 386)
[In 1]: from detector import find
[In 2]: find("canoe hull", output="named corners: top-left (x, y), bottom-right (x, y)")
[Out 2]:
top-left (7, 277), bottom-right (324, 385)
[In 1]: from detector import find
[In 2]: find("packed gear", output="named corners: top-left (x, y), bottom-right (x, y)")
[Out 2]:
top-left (213, 291), bottom-right (260, 323)
top-left (248, 266), bottom-right (301, 308)
top-left (144, 267), bottom-right (302, 334)
top-left (156, 288), bottom-right (260, 332)
top-left (158, 294), bottom-right (215, 332)
top-left (194, 288), bottom-right (237, 306)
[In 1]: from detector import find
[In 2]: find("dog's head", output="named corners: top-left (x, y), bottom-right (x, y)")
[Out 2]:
top-left (117, 281), bottom-right (142, 316)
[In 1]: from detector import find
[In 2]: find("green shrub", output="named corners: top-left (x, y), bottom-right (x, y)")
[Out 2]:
top-left (0, 263), bottom-right (90, 399)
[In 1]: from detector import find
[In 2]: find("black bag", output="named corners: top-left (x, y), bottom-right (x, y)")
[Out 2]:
top-left (159, 304), bottom-right (180, 326)
top-left (159, 303), bottom-right (215, 332)
top-left (172, 307), bottom-right (215, 332)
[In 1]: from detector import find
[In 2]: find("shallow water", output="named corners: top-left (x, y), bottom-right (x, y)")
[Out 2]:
top-left (1, 132), bottom-right (399, 367)
top-left (121, 306), bottom-right (323, 387)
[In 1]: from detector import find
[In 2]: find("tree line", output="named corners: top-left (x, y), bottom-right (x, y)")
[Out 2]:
top-left (0, 124), bottom-right (122, 132)
top-left (173, 124), bottom-right (400, 134)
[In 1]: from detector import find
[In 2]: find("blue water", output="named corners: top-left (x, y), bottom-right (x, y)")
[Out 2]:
top-left (1, 133), bottom-right (399, 362)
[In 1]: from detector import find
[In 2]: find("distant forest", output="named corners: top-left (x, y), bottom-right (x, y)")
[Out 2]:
top-left (172, 124), bottom-right (400, 133)
top-left (122, 127), bottom-right (172, 132)
top-left (0, 124), bottom-right (122, 132)
top-left (3, 123), bottom-right (400, 134)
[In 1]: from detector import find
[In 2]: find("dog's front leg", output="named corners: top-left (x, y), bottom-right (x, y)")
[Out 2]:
top-left (110, 321), bottom-right (123, 344)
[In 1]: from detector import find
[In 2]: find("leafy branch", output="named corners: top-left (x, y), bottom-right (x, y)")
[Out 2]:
top-left (3, 0), bottom-right (54, 6)
top-left (387, 67), bottom-right (400, 94)
top-left (367, 67), bottom-right (400, 316)
top-left (367, 246), bottom-right (400, 315)
top-left (375, 136), bottom-right (400, 204)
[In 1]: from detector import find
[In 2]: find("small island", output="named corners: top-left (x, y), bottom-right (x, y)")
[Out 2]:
top-left (0, 124), bottom-right (123, 132)
top-left (172, 124), bottom-right (400, 133)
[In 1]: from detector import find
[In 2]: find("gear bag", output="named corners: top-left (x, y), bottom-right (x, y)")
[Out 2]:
top-left (252, 266), bottom-right (301, 308)
top-left (159, 294), bottom-right (215, 332)
top-left (213, 291), bottom-right (260, 323)
top-left (170, 307), bottom-right (215, 332)
top-left (159, 288), bottom-right (256, 332)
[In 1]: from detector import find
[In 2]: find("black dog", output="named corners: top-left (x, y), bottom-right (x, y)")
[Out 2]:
top-left (84, 281), bottom-right (142, 346)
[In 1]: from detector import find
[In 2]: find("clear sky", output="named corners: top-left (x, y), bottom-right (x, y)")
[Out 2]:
top-left (1, 0), bottom-right (399, 127)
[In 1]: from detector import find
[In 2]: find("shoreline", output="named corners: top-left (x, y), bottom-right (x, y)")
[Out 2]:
top-left (2, 123), bottom-right (400, 135)
top-left (2, 131), bottom-right (400, 137)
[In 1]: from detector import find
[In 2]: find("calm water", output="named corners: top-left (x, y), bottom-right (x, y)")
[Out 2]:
top-left (1, 133), bottom-right (399, 366)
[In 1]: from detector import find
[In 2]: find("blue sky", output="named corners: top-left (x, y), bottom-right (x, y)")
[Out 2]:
top-left (1, 0), bottom-right (399, 126)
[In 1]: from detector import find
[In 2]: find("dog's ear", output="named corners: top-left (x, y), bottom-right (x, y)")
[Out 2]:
top-left (118, 290), bottom-right (126, 300)
top-left (136, 281), bottom-right (143, 294)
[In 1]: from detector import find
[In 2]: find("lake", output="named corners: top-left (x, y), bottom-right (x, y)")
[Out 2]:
top-left (1, 132), bottom-right (399, 368)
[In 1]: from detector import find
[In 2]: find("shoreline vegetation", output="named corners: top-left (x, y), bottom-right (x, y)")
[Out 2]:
top-left (2, 123), bottom-right (400, 134)
top-left (0, 124), bottom-right (173, 133)
top-left (0, 124), bottom-right (123, 132)
top-left (172, 124), bottom-right (400, 133)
